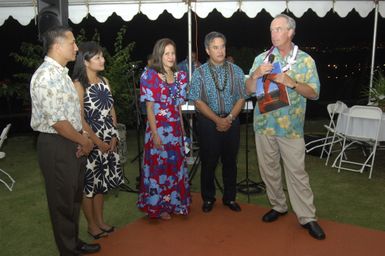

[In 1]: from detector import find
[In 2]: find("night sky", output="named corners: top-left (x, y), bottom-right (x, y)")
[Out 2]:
top-left (1, 8), bottom-right (384, 79)
top-left (1, 8), bottom-right (384, 131)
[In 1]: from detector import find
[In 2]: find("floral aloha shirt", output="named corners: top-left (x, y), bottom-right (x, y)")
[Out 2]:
top-left (248, 46), bottom-right (320, 139)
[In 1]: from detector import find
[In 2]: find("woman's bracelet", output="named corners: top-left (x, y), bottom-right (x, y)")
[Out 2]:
top-left (82, 130), bottom-right (89, 138)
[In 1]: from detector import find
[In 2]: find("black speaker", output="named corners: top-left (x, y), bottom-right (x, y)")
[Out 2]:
top-left (38, 0), bottom-right (68, 39)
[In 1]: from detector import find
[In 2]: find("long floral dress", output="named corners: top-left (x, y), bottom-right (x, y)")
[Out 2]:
top-left (83, 79), bottom-right (124, 197)
top-left (137, 68), bottom-right (191, 218)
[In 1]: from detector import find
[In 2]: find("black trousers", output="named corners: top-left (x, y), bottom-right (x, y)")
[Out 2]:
top-left (37, 133), bottom-right (86, 256)
top-left (196, 114), bottom-right (240, 203)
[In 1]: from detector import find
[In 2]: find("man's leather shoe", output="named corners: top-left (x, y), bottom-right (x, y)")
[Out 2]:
top-left (262, 209), bottom-right (288, 222)
top-left (77, 241), bottom-right (101, 254)
top-left (302, 221), bottom-right (326, 240)
top-left (202, 201), bottom-right (214, 213)
top-left (223, 201), bottom-right (241, 212)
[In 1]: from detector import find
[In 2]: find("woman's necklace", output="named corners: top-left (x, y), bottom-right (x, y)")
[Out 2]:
top-left (208, 61), bottom-right (229, 92)
top-left (162, 72), bottom-right (180, 100)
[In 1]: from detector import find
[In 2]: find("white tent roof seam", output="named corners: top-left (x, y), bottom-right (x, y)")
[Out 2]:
top-left (0, 0), bottom-right (384, 26)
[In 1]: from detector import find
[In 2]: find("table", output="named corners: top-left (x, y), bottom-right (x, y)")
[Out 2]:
top-left (336, 108), bottom-right (385, 141)
top-left (181, 101), bottom-right (254, 112)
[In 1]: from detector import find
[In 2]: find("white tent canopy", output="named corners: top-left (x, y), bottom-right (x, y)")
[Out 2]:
top-left (0, 0), bottom-right (384, 26)
top-left (0, 0), bottom-right (384, 89)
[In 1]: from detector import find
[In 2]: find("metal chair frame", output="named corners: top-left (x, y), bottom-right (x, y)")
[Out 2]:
top-left (305, 101), bottom-right (348, 165)
top-left (0, 123), bottom-right (15, 191)
top-left (332, 106), bottom-right (382, 179)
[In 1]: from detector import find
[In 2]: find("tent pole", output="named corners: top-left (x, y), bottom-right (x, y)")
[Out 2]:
top-left (369, 0), bottom-right (379, 95)
top-left (187, 0), bottom-right (192, 81)
top-left (187, 1), bottom-right (195, 162)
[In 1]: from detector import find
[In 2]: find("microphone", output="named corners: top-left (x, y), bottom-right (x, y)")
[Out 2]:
top-left (262, 54), bottom-right (275, 82)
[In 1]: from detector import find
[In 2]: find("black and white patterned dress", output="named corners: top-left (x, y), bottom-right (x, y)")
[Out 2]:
top-left (83, 79), bottom-right (124, 197)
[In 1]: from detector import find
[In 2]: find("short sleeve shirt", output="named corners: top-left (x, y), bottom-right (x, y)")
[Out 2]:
top-left (188, 61), bottom-right (247, 115)
top-left (140, 68), bottom-right (187, 122)
top-left (248, 46), bottom-right (320, 138)
top-left (30, 56), bottom-right (82, 133)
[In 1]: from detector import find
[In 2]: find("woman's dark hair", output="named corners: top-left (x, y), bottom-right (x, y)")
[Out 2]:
top-left (72, 41), bottom-right (103, 89)
top-left (150, 38), bottom-right (178, 74)
top-left (42, 25), bottom-right (72, 54)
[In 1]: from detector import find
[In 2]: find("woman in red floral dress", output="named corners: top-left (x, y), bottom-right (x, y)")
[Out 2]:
top-left (137, 38), bottom-right (191, 220)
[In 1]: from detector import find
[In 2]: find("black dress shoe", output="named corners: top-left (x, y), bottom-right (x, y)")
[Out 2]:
top-left (302, 221), bottom-right (326, 240)
top-left (202, 201), bottom-right (214, 213)
top-left (223, 201), bottom-right (241, 212)
top-left (262, 209), bottom-right (288, 222)
top-left (77, 241), bottom-right (101, 254)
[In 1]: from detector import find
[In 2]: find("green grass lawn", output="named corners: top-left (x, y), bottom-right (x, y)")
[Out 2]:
top-left (1, 120), bottom-right (385, 255)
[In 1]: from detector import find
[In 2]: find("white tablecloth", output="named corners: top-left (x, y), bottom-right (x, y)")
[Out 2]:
top-left (181, 101), bottom-right (254, 112)
top-left (336, 109), bottom-right (385, 141)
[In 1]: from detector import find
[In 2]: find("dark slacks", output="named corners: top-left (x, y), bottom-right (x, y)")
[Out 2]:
top-left (196, 114), bottom-right (240, 203)
top-left (37, 133), bottom-right (86, 256)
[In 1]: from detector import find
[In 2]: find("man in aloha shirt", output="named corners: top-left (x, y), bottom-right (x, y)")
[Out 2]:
top-left (188, 31), bottom-right (246, 213)
top-left (246, 14), bottom-right (325, 240)
top-left (30, 26), bottom-right (99, 255)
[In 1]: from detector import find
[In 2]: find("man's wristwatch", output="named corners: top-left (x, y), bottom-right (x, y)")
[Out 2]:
top-left (228, 113), bottom-right (235, 121)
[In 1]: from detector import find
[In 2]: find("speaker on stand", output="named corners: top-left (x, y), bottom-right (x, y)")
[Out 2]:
top-left (38, 0), bottom-right (68, 40)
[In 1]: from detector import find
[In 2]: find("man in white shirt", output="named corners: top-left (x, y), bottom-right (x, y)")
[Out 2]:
top-left (30, 25), bottom-right (99, 255)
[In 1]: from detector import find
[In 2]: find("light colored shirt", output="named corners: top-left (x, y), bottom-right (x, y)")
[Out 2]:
top-left (248, 46), bottom-right (320, 138)
top-left (188, 61), bottom-right (246, 115)
top-left (30, 56), bottom-right (82, 133)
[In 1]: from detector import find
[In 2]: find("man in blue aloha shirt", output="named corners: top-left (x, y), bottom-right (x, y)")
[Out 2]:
top-left (188, 31), bottom-right (246, 213)
top-left (246, 14), bottom-right (326, 240)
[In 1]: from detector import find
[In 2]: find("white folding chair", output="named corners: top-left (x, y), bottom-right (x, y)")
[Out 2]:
top-left (332, 106), bottom-right (382, 179)
top-left (0, 123), bottom-right (15, 191)
top-left (323, 101), bottom-right (350, 165)
top-left (305, 101), bottom-right (348, 165)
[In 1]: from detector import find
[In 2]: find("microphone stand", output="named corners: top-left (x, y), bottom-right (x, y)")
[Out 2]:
top-left (236, 99), bottom-right (264, 202)
top-left (130, 67), bottom-right (144, 166)
top-left (119, 68), bottom-right (140, 193)
top-left (133, 68), bottom-right (143, 188)
top-left (185, 110), bottom-right (223, 194)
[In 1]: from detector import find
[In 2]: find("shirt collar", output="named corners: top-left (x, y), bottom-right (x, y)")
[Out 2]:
top-left (44, 56), bottom-right (69, 75)
top-left (208, 61), bottom-right (226, 72)
top-left (272, 43), bottom-right (295, 59)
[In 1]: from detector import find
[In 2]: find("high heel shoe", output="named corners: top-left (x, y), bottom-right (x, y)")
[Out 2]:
top-left (88, 231), bottom-right (108, 239)
top-left (99, 226), bottom-right (115, 233)
top-left (159, 212), bottom-right (171, 220)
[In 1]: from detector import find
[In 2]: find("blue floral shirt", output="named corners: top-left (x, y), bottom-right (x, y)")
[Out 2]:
top-left (30, 56), bottom-right (82, 133)
top-left (188, 61), bottom-right (246, 115)
top-left (248, 46), bottom-right (320, 138)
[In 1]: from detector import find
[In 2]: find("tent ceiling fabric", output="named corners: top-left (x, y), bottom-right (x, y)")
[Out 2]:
top-left (0, 0), bottom-right (384, 26)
